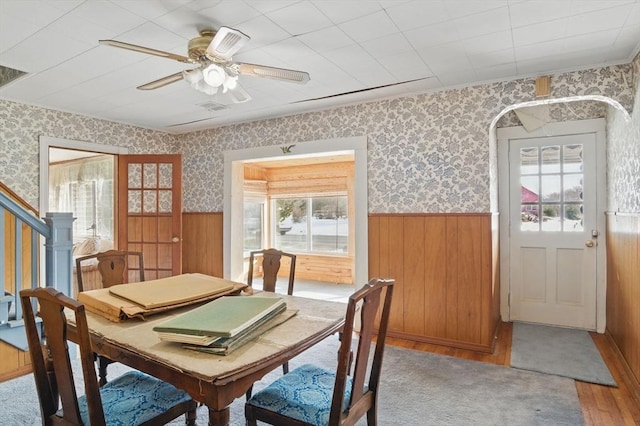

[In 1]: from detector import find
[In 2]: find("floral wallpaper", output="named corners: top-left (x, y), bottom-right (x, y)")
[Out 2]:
top-left (0, 100), bottom-right (179, 207)
top-left (607, 52), bottom-right (640, 213)
top-left (177, 63), bottom-right (634, 213)
top-left (0, 61), bottom-right (635, 214)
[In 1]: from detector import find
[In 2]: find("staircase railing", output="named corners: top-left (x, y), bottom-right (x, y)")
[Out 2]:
top-left (0, 190), bottom-right (73, 350)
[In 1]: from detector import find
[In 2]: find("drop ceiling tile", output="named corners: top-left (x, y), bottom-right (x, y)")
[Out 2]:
top-left (233, 15), bottom-right (291, 49)
top-left (338, 10), bottom-right (398, 43)
top-left (267, 2), bottom-right (333, 35)
top-left (436, 68), bottom-right (477, 86)
top-left (197, 0), bottom-right (262, 27)
top-left (348, 60), bottom-right (396, 87)
top-left (475, 62), bottom-right (517, 81)
top-left (257, 37), bottom-right (310, 64)
top-left (151, 7), bottom-right (211, 39)
top-left (1, 0), bottom-right (75, 27)
top-left (46, 12), bottom-right (117, 44)
top-left (63, 1), bottom-right (146, 34)
top-left (508, 0), bottom-right (576, 28)
top-left (417, 41), bottom-right (468, 65)
top-left (512, 19), bottom-right (568, 47)
top-left (443, 0), bottom-right (507, 19)
top-left (377, 51), bottom-right (434, 81)
top-left (110, 0), bottom-right (191, 20)
top-left (245, 1), bottom-right (300, 14)
top-left (312, 0), bottom-right (383, 25)
top-left (0, 28), bottom-right (93, 73)
top-left (566, 4), bottom-right (634, 37)
top-left (0, 13), bottom-right (42, 53)
top-left (297, 26), bottom-right (354, 52)
top-left (360, 32), bottom-right (415, 58)
top-left (453, 6), bottom-right (511, 39)
top-left (427, 56), bottom-right (474, 76)
top-left (113, 22), bottom-right (188, 53)
top-left (404, 21), bottom-right (463, 50)
top-left (468, 48), bottom-right (515, 68)
top-left (384, 0), bottom-right (450, 31)
top-left (321, 44), bottom-right (374, 70)
top-left (514, 38), bottom-right (567, 62)
top-left (574, 0), bottom-right (636, 14)
top-left (461, 30), bottom-right (513, 54)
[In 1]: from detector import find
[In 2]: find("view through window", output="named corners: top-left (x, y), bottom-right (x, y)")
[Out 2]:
top-left (272, 196), bottom-right (348, 254)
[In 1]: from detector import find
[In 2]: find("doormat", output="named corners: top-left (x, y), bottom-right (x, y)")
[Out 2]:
top-left (510, 322), bottom-right (617, 386)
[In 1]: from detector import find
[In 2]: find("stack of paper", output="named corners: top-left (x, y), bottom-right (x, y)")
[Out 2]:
top-left (153, 296), bottom-right (293, 355)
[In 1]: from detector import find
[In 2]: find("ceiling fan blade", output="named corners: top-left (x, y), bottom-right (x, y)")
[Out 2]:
top-left (205, 27), bottom-right (250, 61)
top-left (228, 83), bottom-right (252, 103)
top-left (99, 40), bottom-right (191, 63)
top-left (237, 63), bottom-right (310, 84)
top-left (137, 72), bottom-right (184, 90)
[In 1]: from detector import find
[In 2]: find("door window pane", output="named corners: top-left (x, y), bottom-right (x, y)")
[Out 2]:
top-left (541, 204), bottom-right (561, 231)
top-left (541, 146), bottom-right (560, 173)
top-left (520, 147), bottom-right (538, 174)
top-left (564, 204), bottom-right (583, 232)
top-left (563, 145), bottom-right (583, 172)
top-left (541, 175), bottom-right (561, 202)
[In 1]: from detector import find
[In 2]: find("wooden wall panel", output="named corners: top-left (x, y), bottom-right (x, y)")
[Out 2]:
top-left (403, 217), bottom-right (425, 336)
top-left (368, 213), bottom-right (500, 352)
top-left (182, 213), bottom-right (224, 277)
top-left (606, 212), bottom-right (640, 387)
top-left (424, 216), bottom-right (447, 339)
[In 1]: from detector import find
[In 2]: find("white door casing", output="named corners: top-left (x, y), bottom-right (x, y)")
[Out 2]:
top-left (498, 119), bottom-right (607, 332)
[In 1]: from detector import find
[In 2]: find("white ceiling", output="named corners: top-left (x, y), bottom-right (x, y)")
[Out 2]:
top-left (1, 0), bottom-right (638, 134)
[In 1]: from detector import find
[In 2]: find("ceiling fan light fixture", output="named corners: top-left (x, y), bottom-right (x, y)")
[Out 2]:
top-left (202, 63), bottom-right (226, 87)
top-left (222, 74), bottom-right (238, 93)
top-left (183, 68), bottom-right (203, 84)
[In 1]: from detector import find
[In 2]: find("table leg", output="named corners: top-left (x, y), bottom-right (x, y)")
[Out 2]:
top-left (208, 406), bottom-right (230, 426)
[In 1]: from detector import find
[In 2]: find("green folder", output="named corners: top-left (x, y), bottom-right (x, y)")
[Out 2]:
top-left (153, 296), bottom-right (286, 338)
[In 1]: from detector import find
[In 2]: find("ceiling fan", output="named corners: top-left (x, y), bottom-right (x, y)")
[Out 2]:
top-left (99, 27), bottom-right (310, 103)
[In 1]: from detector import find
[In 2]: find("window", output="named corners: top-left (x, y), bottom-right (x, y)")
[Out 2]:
top-left (243, 200), bottom-right (264, 251)
top-left (519, 144), bottom-right (584, 232)
top-left (272, 196), bottom-right (348, 255)
top-left (48, 155), bottom-right (114, 240)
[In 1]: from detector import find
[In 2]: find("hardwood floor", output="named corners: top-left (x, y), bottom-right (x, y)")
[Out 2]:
top-left (385, 322), bottom-right (640, 425)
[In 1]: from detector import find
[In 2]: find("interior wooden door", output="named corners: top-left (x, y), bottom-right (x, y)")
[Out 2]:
top-left (118, 154), bottom-right (182, 280)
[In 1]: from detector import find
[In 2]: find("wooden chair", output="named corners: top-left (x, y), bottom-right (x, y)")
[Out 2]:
top-left (245, 278), bottom-right (395, 426)
top-left (247, 248), bottom-right (296, 296)
top-left (76, 249), bottom-right (145, 386)
top-left (76, 249), bottom-right (145, 293)
top-left (20, 286), bottom-right (197, 426)
top-left (245, 248), bottom-right (297, 400)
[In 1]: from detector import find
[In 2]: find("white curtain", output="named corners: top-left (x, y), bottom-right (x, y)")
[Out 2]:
top-left (49, 155), bottom-right (114, 240)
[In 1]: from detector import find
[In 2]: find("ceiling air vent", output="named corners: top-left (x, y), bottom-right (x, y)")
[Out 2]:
top-left (198, 101), bottom-right (229, 111)
top-left (0, 65), bottom-right (27, 88)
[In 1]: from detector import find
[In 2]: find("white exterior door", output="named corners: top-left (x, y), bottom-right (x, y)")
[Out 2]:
top-left (507, 132), bottom-right (598, 329)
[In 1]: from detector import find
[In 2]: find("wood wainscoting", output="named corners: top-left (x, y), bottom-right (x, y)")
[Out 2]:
top-left (606, 212), bottom-right (640, 395)
top-left (182, 212), bottom-right (224, 277)
top-left (368, 213), bottom-right (501, 353)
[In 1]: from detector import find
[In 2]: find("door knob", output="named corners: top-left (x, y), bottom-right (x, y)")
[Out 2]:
top-left (171, 236), bottom-right (181, 242)
top-left (585, 240), bottom-right (595, 248)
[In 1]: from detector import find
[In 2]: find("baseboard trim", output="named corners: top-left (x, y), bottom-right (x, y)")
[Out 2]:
top-left (605, 329), bottom-right (640, 404)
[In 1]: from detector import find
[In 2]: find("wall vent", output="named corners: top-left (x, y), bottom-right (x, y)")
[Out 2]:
top-left (0, 65), bottom-right (27, 88)
top-left (198, 101), bottom-right (228, 111)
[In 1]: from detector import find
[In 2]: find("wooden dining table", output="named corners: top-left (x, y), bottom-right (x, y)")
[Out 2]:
top-left (66, 292), bottom-right (346, 426)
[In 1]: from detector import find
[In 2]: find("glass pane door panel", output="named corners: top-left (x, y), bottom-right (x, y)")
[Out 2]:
top-left (563, 144), bottom-right (583, 172)
top-left (541, 204), bottom-right (561, 231)
top-left (520, 147), bottom-right (538, 174)
top-left (541, 146), bottom-right (560, 173)
top-left (564, 175), bottom-right (583, 202)
top-left (541, 175), bottom-right (561, 202)
top-left (143, 164), bottom-right (157, 188)
top-left (564, 204), bottom-right (583, 232)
